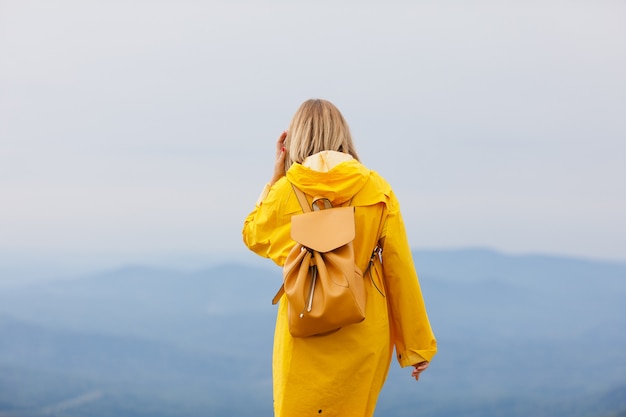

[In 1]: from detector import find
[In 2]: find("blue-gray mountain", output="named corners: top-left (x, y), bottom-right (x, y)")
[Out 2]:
top-left (0, 249), bottom-right (624, 417)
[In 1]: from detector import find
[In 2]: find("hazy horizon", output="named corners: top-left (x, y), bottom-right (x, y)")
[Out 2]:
top-left (1, 246), bottom-right (624, 290)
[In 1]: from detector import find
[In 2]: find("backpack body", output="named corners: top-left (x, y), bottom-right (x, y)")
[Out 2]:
top-left (272, 186), bottom-right (366, 337)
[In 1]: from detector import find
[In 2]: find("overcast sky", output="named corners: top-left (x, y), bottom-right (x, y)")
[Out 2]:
top-left (1, 0), bottom-right (625, 274)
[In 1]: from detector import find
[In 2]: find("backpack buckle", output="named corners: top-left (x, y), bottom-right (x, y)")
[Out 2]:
top-left (312, 198), bottom-right (333, 211)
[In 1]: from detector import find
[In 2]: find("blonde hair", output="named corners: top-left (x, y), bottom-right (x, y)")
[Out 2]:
top-left (284, 99), bottom-right (359, 169)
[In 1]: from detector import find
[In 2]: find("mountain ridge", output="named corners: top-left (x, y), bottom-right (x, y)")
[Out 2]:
top-left (0, 248), bottom-right (624, 416)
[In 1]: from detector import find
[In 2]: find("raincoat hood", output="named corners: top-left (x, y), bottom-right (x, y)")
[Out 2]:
top-left (286, 151), bottom-right (370, 205)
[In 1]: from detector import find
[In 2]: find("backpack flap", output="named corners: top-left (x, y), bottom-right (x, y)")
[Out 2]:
top-left (290, 206), bottom-right (355, 253)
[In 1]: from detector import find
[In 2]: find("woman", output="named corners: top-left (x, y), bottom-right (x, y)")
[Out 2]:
top-left (242, 99), bottom-right (437, 417)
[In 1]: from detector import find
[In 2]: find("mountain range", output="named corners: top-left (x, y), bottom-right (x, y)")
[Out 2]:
top-left (0, 248), bottom-right (625, 417)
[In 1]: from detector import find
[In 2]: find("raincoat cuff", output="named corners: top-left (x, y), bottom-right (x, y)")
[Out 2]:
top-left (256, 183), bottom-right (272, 206)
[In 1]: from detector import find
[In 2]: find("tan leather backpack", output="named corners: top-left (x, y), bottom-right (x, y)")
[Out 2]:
top-left (272, 184), bottom-right (372, 337)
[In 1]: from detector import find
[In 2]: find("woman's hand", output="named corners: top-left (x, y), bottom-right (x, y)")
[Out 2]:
top-left (411, 361), bottom-right (429, 381)
top-left (269, 131), bottom-right (287, 185)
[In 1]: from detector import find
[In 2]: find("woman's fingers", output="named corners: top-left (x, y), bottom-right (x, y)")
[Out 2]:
top-left (276, 131), bottom-right (287, 155)
top-left (270, 131), bottom-right (288, 185)
top-left (416, 362), bottom-right (429, 371)
top-left (411, 361), bottom-right (429, 381)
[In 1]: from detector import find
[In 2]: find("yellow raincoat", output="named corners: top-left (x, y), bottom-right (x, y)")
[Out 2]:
top-left (243, 151), bottom-right (437, 417)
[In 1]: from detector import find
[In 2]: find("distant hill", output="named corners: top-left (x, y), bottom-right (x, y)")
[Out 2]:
top-left (0, 249), bottom-right (624, 417)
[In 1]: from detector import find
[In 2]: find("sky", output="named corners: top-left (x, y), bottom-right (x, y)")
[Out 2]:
top-left (1, 0), bottom-right (625, 276)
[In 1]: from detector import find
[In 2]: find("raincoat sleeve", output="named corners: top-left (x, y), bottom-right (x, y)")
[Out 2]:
top-left (382, 191), bottom-right (437, 367)
top-left (242, 178), bottom-right (294, 267)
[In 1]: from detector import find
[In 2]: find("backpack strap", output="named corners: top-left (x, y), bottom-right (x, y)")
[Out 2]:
top-left (362, 205), bottom-right (386, 296)
top-left (293, 184), bottom-right (335, 212)
top-left (272, 284), bottom-right (285, 305)
top-left (291, 184), bottom-right (312, 213)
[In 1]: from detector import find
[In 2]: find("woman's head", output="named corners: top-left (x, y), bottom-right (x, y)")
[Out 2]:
top-left (285, 99), bottom-right (359, 169)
